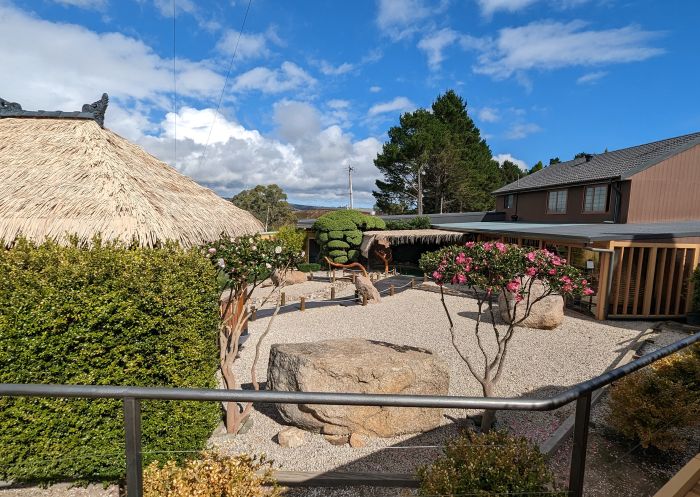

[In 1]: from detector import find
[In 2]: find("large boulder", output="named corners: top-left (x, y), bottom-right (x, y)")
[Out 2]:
top-left (498, 279), bottom-right (564, 330)
top-left (267, 338), bottom-right (449, 437)
top-left (355, 275), bottom-right (381, 303)
top-left (271, 269), bottom-right (308, 286)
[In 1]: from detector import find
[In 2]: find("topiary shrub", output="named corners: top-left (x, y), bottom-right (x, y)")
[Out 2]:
top-left (418, 431), bottom-right (562, 496)
top-left (297, 263), bottom-right (321, 273)
top-left (327, 240), bottom-right (350, 249)
top-left (0, 238), bottom-right (221, 483)
top-left (144, 452), bottom-right (282, 497)
top-left (607, 343), bottom-right (700, 451)
top-left (313, 210), bottom-right (385, 264)
top-left (386, 216), bottom-right (432, 230)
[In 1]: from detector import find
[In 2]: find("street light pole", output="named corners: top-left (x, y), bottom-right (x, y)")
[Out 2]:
top-left (416, 164), bottom-right (424, 216)
top-left (348, 165), bottom-right (354, 209)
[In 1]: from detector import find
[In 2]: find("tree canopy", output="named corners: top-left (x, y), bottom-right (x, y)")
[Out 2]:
top-left (230, 184), bottom-right (295, 230)
top-left (373, 90), bottom-right (512, 215)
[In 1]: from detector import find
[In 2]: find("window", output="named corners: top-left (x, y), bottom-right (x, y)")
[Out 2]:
top-left (504, 194), bottom-right (515, 209)
top-left (583, 185), bottom-right (608, 212)
top-left (547, 189), bottom-right (568, 213)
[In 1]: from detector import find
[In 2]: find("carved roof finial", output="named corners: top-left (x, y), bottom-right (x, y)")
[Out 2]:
top-left (82, 93), bottom-right (109, 127)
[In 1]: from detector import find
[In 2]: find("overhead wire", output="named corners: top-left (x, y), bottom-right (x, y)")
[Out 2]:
top-left (172, 0), bottom-right (177, 167)
top-left (197, 0), bottom-right (253, 171)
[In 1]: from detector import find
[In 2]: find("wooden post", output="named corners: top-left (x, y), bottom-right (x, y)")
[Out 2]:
top-left (423, 274), bottom-right (428, 283)
top-left (281, 292), bottom-right (286, 306)
top-left (362, 293), bottom-right (367, 306)
top-left (390, 285), bottom-right (395, 296)
top-left (250, 306), bottom-right (257, 321)
top-left (411, 277), bottom-right (416, 289)
top-left (330, 287), bottom-right (336, 300)
top-left (352, 273), bottom-right (356, 283)
top-left (300, 297), bottom-right (306, 311)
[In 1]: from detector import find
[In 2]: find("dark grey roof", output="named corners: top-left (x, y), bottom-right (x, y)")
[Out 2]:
top-left (381, 211), bottom-right (505, 224)
top-left (494, 131), bottom-right (700, 194)
top-left (433, 221), bottom-right (700, 243)
top-left (0, 94), bottom-right (109, 127)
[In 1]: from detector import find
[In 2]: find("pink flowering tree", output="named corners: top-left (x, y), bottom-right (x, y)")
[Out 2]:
top-left (419, 241), bottom-right (593, 432)
top-left (205, 234), bottom-right (303, 434)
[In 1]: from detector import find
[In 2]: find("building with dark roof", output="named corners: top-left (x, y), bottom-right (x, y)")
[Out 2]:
top-left (493, 131), bottom-right (700, 224)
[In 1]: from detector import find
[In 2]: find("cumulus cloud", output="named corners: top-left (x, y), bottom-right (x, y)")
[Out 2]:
top-left (577, 70), bottom-right (607, 84)
top-left (141, 105), bottom-right (383, 205)
top-left (318, 60), bottom-right (355, 76)
top-left (476, 0), bottom-right (539, 16)
top-left (232, 61), bottom-right (317, 94)
top-left (376, 0), bottom-right (437, 40)
top-left (368, 97), bottom-right (416, 117)
top-left (216, 30), bottom-right (271, 61)
top-left (417, 28), bottom-right (461, 70)
top-left (474, 21), bottom-right (664, 79)
top-left (494, 153), bottom-right (528, 171)
top-left (477, 107), bottom-right (500, 123)
top-left (369, 85), bottom-right (382, 93)
top-left (505, 122), bottom-right (542, 139)
top-left (52, 0), bottom-right (108, 9)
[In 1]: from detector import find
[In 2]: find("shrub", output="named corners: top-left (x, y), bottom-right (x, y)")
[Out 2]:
top-left (418, 431), bottom-right (562, 496)
top-left (297, 263), bottom-right (321, 273)
top-left (275, 225), bottom-right (305, 255)
top-left (143, 452), bottom-right (282, 497)
top-left (692, 267), bottom-right (700, 312)
top-left (386, 216), bottom-right (432, 230)
top-left (0, 238), bottom-right (221, 482)
top-left (313, 210), bottom-right (385, 263)
top-left (608, 344), bottom-right (700, 451)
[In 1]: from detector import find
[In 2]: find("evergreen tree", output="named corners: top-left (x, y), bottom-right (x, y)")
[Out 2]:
top-left (528, 160), bottom-right (544, 174)
top-left (549, 157), bottom-right (561, 165)
top-left (373, 90), bottom-right (499, 214)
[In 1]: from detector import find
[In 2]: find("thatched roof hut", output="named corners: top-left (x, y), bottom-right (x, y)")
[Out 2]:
top-left (360, 229), bottom-right (466, 257)
top-left (0, 95), bottom-right (263, 248)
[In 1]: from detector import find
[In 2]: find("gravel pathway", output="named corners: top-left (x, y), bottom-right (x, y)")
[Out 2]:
top-left (211, 288), bottom-right (652, 477)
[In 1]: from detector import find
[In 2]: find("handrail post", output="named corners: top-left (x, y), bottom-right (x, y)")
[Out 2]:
top-left (123, 397), bottom-right (143, 497)
top-left (568, 392), bottom-right (592, 497)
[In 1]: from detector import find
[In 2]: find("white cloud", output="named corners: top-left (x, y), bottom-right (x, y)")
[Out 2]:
top-left (577, 70), bottom-right (607, 84)
top-left (327, 99), bottom-right (350, 109)
top-left (232, 61), bottom-right (316, 94)
top-left (153, 0), bottom-right (196, 17)
top-left (52, 0), bottom-right (108, 9)
top-left (369, 85), bottom-right (382, 93)
top-left (505, 122), bottom-right (542, 139)
top-left (376, 0), bottom-right (434, 40)
top-left (476, 0), bottom-right (539, 16)
top-left (141, 104), bottom-right (383, 205)
top-left (216, 30), bottom-right (271, 61)
top-left (417, 28), bottom-right (460, 70)
top-left (477, 107), bottom-right (500, 122)
top-left (494, 153), bottom-right (528, 171)
top-left (318, 60), bottom-right (355, 76)
top-left (367, 96), bottom-right (416, 117)
top-left (474, 20), bottom-right (664, 79)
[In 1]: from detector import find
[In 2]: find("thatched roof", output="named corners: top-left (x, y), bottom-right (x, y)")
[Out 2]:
top-left (360, 229), bottom-right (466, 257)
top-left (0, 117), bottom-right (263, 248)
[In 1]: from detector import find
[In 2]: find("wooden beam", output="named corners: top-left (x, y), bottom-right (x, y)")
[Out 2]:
top-left (632, 247), bottom-right (645, 315)
top-left (655, 248), bottom-right (668, 315)
top-left (686, 248), bottom-right (700, 314)
top-left (606, 241), bottom-right (700, 249)
top-left (271, 470), bottom-right (419, 488)
top-left (665, 248), bottom-right (678, 315)
top-left (642, 247), bottom-right (658, 316)
top-left (595, 251), bottom-right (610, 321)
top-left (622, 247), bottom-right (635, 315)
top-left (611, 247), bottom-right (625, 316)
top-left (674, 249), bottom-right (688, 316)
top-left (651, 453), bottom-right (700, 497)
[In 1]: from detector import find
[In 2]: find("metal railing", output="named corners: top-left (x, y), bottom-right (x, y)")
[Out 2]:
top-left (1, 331), bottom-right (698, 497)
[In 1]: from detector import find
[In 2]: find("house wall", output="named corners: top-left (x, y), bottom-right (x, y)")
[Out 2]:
top-left (626, 144), bottom-right (700, 223)
top-left (496, 182), bottom-right (631, 223)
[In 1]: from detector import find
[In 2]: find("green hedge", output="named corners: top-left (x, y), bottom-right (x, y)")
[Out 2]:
top-left (328, 231), bottom-right (345, 240)
top-left (327, 240), bottom-right (350, 249)
top-left (313, 210), bottom-right (385, 264)
top-left (385, 216), bottom-right (432, 230)
top-left (0, 239), bottom-right (221, 483)
top-left (297, 263), bottom-right (321, 273)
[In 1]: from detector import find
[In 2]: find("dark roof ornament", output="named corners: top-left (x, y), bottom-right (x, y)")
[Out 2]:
top-left (82, 93), bottom-right (109, 127)
top-left (0, 98), bottom-right (22, 114)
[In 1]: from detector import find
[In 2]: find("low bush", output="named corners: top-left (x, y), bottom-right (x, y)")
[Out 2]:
top-left (297, 263), bottom-right (321, 273)
top-left (143, 452), bottom-right (282, 497)
top-left (417, 431), bottom-right (562, 496)
top-left (608, 344), bottom-right (700, 451)
top-left (313, 210), bottom-right (385, 264)
top-left (0, 238), bottom-right (221, 482)
top-left (275, 225), bottom-right (305, 255)
top-left (385, 216), bottom-right (432, 230)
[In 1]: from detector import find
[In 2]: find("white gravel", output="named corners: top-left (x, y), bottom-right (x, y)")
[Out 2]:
top-left (211, 288), bottom-right (654, 476)
top-left (249, 279), bottom-right (357, 309)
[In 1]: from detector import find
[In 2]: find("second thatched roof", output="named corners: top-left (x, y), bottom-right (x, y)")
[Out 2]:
top-left (0, 117), bottom-right (263, 248)
top-left (360, 229), bottom-right (466, 257)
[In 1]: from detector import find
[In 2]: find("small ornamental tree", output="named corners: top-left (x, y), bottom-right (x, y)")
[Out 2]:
top-left (205, 234), bottom-right (303, 434)
top-left (420, 241), bottom-right (592, 432)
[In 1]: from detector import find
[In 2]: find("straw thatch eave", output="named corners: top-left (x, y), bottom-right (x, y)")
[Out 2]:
top-left (363, 229), bottom-right (466, 245)
top-left (0, 117), bottom-right (263, 248)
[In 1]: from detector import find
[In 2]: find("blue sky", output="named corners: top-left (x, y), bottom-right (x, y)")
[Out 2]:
top-left (3, 0), bottom-right (699, 207)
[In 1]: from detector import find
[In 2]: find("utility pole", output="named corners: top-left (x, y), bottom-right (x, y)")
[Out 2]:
top-left (348, 165), bottom-right (354, 209)
top-left (416, 164), bottom-right (424, 216)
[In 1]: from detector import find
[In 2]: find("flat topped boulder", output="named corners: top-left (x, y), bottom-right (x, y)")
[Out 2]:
top-left (498, 278), bottom-right (564, 330)
top-left (267, 338), bottom-right (449, 437)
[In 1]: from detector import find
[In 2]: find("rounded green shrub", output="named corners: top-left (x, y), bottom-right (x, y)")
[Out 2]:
top-left (333, 256), bottom-right (349, 264)
top-left (317, 232), bottom-right (329, 243)
top-left (418, 431), bottom-right (561, 496)
top-left (327, 240), bottom-right (350, 249)
top-left (297, 263), bottom-right (321, 273)
top-left (0, 239), bottom-right (221, 483)
top-left (346, 249), bottom-right (359, 261)
top-left (328, 231), bottom-right (345, 240)
top-left (328, 249), bottom-right (348, 258)
top-left (313, 210), bottom-right (385, 264)
top-left (344, 230), bottom-right (363, 245)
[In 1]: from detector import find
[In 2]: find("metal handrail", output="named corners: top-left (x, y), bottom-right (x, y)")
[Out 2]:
top-left (1, 331), bottom-right (698, 497)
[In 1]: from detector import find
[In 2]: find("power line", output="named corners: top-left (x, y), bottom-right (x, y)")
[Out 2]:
top-left (172, 0), bottom-right (177, 167)
top-left (197, 0), bottom-right (253, 171)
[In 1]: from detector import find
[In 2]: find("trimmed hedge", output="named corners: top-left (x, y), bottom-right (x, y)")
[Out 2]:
top-left (297, 263), bottom-right (321, 273)
top-left (385, 216), bottom-right (432, 231)
top-left (313, 210), bottom-right (385, 264)
top-left (0, 239), bottom-right (222, 483)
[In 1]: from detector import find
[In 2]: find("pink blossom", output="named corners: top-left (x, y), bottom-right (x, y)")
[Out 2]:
top-left (495, 242), bottom-right (506, 253)
top-left (525, 267), bottom-right (537, 276)
top-left (583, 287), bottom-right (595, 296)
top-left (548, 269), bottom-right (557, 275)
top-left (208, 247), bottom-right (217, 255)
top-left (483, 242), bottom-right (493, 251)
top-left (526, 252), bottom-right (536, 262)
top-left (515, 294), bottom-right (524, 302)
top-left (432, 271), bottom-right (443, 281)
top-left (562, 283), bottom-right (573, 293)
top-left (560, 275), bottom-right (571, 283)
top-left (506, 280), bottom-right (521, 293)
top-left (581, 279), bottom-right (588, 286)
top-left (456, 252), bottom-right (467, 264)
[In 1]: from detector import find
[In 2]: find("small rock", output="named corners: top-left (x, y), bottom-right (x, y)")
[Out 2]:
top-left (324, 434), bottom-right (349, 446)
top-left (277, 427), bottom-right (307, 448)
top-left (349, 433), bottom-right (366, 448)
top-left (355, 275), bottom-right (381, 303)
top-left (236, 414), bottom-right (254, 435)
